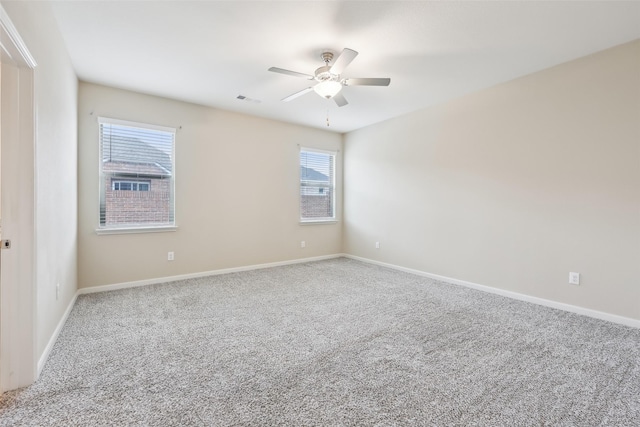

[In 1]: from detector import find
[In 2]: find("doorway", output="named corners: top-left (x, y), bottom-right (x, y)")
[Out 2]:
top-left (0, 6), bottom-right (37, 392)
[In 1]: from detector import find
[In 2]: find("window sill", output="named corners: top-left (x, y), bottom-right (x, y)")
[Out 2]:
top-left (299, 220), bottom-right (338, 225)
top-left (96, 225), bottom-right (178, 235)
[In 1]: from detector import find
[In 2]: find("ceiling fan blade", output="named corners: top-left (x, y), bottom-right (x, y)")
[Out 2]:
top-left (282, 87), bottom-right (314, 102)
top-left (343, 78), bottom-right (391, 86)
top-left (333, 92), bottom-right (348, 107)
top-left (268, 67), bottom-right (314, 80)
top-left (329, 48), bottom-right (358, 75)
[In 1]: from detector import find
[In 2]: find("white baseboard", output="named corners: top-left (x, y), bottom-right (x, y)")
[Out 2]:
top-left (39, 255), bottom-right (341, 376)
top-left (343, 254), bottom-right (640, 329)
top-left (37, 291), bottom-right (78, 377)
top-left (45, 252), bottom-right (637, 375)
top-left (78, 254), bottom-right (343, 295)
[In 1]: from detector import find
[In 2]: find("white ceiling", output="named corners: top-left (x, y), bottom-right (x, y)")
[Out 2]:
top-left (49, 1), bottom-right (640, 133)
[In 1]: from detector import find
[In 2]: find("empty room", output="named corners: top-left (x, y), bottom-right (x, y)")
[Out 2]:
top-left (0, 1), bottom-right (638, 425)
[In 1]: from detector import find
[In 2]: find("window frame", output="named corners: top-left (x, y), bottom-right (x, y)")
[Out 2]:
top-left (299, 147), bottom-right (337, 224)
top-left (96, 117), bottom-right (177, 234)
top-left (111, 179), bottom-right (151, 192)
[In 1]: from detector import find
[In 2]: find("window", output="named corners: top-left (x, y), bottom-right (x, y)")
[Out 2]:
top-left (300, 148), bottom-right (335, 221)
top-left (112, 180), bottom-right (150, 191)
top-left (98, 117), bottom-right (175, 230)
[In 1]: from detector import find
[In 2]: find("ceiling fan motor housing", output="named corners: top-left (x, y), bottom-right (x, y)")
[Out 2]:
top-left (315, 65), bottom-right (336, 82)
top-left (315, 51), bottom-right (340, 82)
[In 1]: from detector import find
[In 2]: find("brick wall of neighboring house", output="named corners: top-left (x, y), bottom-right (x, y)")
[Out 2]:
top-left (105, 176), bottom-right (171, 225)
top-left (301, 193), bottom-right (333, 218)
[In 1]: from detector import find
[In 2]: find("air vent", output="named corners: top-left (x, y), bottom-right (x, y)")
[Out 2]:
top-left (236, 95), bottom-right (261, 104)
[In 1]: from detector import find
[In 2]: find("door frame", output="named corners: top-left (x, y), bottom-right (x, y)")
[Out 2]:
top-left (0, 5), bottom-right (37, 392)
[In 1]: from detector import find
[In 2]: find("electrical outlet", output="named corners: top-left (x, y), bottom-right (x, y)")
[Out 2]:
top-left (301, 241), bottom-right (306, 248)
top-left (168, 251), bottom-right (175, 261)
top-left (569, 272), bottom-right (580, 285)
top-left (375, 241), bottom-right (380, 249)
top-left (56, 283), bottom-right (60, 300)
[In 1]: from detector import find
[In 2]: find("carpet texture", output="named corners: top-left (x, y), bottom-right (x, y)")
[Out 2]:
top-left (0, 257), bottom-right (638, 426)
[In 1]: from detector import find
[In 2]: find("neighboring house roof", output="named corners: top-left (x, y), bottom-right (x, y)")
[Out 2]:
top-left (103, 136), bottom-right (172, 175)
top-left (300, 166), bottom-right (329, 182)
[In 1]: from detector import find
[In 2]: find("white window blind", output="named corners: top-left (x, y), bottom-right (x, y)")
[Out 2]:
top-left (300, 148), bottom-right (335, 221)
top-left (98, 117), bottom-right (175, 229)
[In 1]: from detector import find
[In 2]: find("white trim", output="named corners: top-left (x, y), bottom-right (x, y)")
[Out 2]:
top-left (343, 254), bottom-right (640, 329)
top-left (96, 225), bottom-right (178, 235)
top-left (0, 6), bottom-right (37, 68)
top-left (78, 254), bottom-right (342, 295)
top-left (97, 116), bottom-right (176, 134)
top-left (299, 220), bottom-right (338, 225)
top-left (30, 253), bottom-right (640, 382)
top-left (299, 146), bottom-right (336, 156)
top-left (39, 255), bottom-right (342, 374)
top-left (98, 117), bottom-right (176, 231)
top-left (37, 292), bottom-right (78, 376)
top-left (0, 4), bottom-right (38, 392)
top-left (299, 147), bottom-right (337, 222)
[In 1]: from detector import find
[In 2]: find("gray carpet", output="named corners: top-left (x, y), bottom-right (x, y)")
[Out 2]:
top-left (0, 257), bottom-right (638, 426)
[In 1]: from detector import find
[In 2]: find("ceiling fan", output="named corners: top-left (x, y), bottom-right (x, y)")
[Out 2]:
top-left (268, 48), bottom-right (390, 107)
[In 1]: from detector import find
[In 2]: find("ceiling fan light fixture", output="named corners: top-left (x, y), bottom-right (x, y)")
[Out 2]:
top-left (314, 80), bottom-right (342, 99)
top-left (270, 47), bottom-right (389, 108)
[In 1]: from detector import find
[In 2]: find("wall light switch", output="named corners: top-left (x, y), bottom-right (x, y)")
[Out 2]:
top-left (301, 241), bottom-right (306, 248)
top-left (168, 251), bottom-right (175, 261)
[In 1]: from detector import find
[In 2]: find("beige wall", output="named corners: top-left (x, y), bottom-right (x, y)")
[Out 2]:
top-left (78, 83), bottom-right (342, 288)
top-left (2, 1), bottom-right (79, 357)
top-left (344, 40), bottom-right (640, 321)
top-left (5, 1), bottom-right (637, 355)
